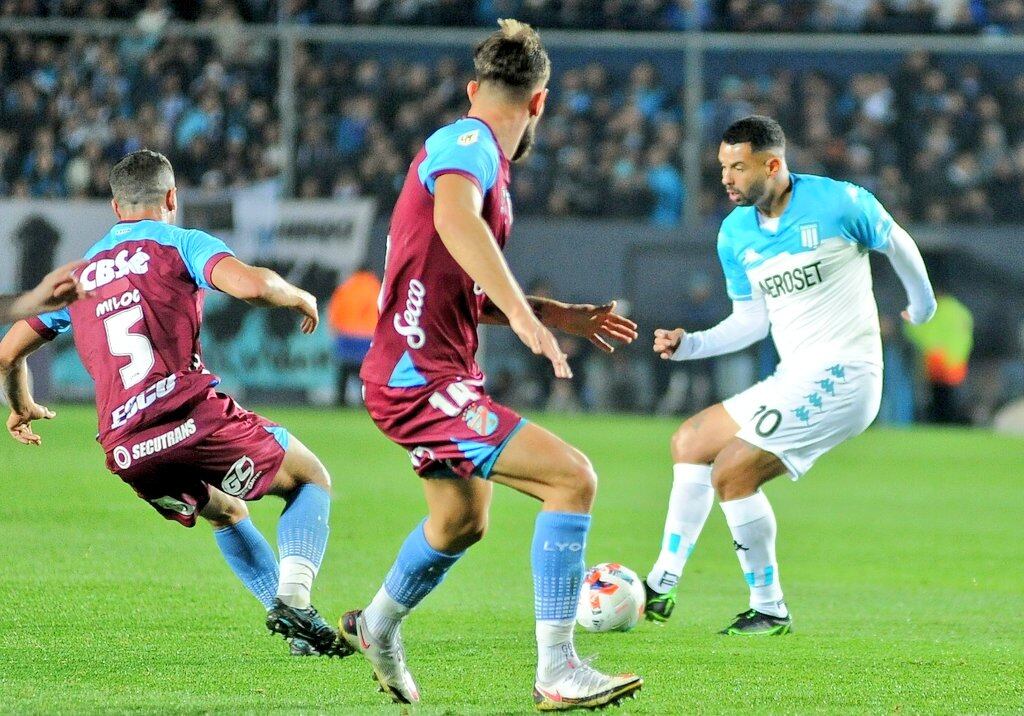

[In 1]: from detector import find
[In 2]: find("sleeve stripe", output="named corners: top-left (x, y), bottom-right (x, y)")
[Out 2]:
top-left (429, 168), bottom-right (484, 196)
top-left (203, 252), bottom-right (233, 290)
top-left (25, 316), bottom-right (57, 341)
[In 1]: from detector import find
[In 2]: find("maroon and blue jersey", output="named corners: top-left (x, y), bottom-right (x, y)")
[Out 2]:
top-left (27, 219), bottom-right (234, 450)
top-left (360, 117), bottom-right (513, 388)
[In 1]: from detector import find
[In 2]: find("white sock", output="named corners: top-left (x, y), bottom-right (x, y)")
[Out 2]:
top-left (277, 556), bottom-right (317, 609)
top-left (536, 619), bottom-right (578, 683)
top-left (362, 585), bottom-right (410, 643)
top-left (720, 491), bottom-right (787, 618)
top-left (646, 463), bottom-right (714, 594)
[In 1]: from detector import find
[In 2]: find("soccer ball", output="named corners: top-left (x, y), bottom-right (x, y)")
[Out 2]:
top-left (576, 563), bottom-right (646, 633)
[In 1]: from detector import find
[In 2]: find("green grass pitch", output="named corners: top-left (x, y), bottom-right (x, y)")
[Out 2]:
top-left (1, 405), bottom-right (1022, 714)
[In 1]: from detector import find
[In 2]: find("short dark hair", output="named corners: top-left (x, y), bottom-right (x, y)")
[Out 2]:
top-left (473, 19), bottom-right (551, 96)
top-left (722, 115), bottom-right (786, 152)
top-left (109, 150), bottom-right (175, 206)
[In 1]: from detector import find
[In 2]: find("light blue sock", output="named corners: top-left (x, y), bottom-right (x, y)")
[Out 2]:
top-left (383, 519), bottom-right (464, 609)
top-left (213, 517), bottom-right (279, 610)
top-left (531, 511), bottom-right (592, 621)
top-left (277, 484), bottom-right (331, 608)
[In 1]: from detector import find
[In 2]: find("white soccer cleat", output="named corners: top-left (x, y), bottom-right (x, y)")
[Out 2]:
top-left (339, 609), bottom-right (420, 705)
top-left (533, 656), bottom-right (643, 711)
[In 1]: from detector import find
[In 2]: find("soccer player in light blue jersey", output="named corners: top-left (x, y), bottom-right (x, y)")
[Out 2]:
top-left (643, 116), bottom-right (937, 635)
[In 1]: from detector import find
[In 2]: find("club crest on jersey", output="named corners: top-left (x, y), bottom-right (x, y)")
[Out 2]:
top-left (222, 455), bottom-right (261, 497)
top-left (457, 129), bottom-right (480, 146)
top-left (462, 404), bottom-right (498, 437)
top-left (799, 223), bottom-right (820, 249)
top-left (80, 247), bottom-right (150, 291)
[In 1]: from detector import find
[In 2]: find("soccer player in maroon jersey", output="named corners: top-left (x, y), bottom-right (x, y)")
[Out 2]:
top-left (0, 260), bottom-right (86, 323)
top-left (340, 20), bottom-right (643, 710)
top-left (0, 150), bottom-right (349, 658)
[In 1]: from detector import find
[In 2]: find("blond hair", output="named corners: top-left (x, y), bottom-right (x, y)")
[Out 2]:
top-left (473, 19), bottom-right (551, 97)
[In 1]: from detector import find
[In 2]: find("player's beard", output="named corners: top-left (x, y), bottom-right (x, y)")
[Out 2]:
top-left (730, 175), bottom-right (768, 207)
top-left (512, 118), bottom-right (538, 163)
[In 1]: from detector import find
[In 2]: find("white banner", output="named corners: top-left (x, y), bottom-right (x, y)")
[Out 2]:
top-left (0, 193), bottom-right (376, 291)
top-left (232, 193), bottom-right (376, 276)
top-left (0, 200), bottom-right (117, 292)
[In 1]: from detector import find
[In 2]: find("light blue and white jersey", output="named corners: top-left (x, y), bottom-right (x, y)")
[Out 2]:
top-left (717, 173), bottom-right (894, 367)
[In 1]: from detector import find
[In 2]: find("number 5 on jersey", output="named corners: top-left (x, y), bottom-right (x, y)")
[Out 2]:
top-left (103, 305), bottom-right (155, 389)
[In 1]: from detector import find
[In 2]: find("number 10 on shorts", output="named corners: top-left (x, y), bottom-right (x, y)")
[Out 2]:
top-left (429, 382), bottom-right (480, 417)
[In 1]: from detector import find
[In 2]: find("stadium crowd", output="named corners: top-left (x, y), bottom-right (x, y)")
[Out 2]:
top-left (0, 30), bottom-right (280, 198)
top-left (6, 26), bottom-right (1024, 227)
top-left (6, 0), bottom-right (1024, 34)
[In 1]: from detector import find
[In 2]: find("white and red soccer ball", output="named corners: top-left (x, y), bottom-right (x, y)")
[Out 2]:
top-left (576, 563), bottom-right (646, 633)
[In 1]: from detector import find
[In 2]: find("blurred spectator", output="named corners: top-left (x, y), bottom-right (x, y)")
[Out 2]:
top-left (6, 18), bottom-right (1024, 226)
top-left (327, 264), bottom-right (381, 406)
top-left (904, 290), bottom-right (974, 423)
top-left (7, 0), bottom-right (1024, 33)
top-left (0, 31), bottom-right (278, 198)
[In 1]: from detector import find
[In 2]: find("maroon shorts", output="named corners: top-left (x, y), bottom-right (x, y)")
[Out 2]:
top-left (363, 377), bottom-right (525, 479)
top-left (104, 391), bottom-right (289, 527)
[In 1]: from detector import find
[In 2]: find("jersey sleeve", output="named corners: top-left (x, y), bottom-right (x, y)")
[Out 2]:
top-left (26, 307), bottom-right (71, 341)
top-left (178, 229), bottom-right (235, 290)
top-left (716, 232), bottom-right (753, 301)
top-left (844, 184), bottom-right (894, 251)
top-left (417, 125), bottom-right (500, 196)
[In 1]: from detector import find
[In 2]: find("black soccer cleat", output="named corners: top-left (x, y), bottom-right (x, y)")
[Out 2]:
top-left (288, 637), bottom-right (319, 656)
top-left (266, 598), bottom-right (353, 657)
top-left (644, 583), bottom-right (677, 623)
top-left (718, 608), bottom-right (792, 636)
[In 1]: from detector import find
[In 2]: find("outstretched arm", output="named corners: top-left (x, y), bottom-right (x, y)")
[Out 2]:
top-left (434, 173), bottom-right (571, 378)
top-left (0, 261), bottom-right (86, 323)
top-left (881, 225), bottom-right (936, 325)
top-left (482, 297), bottom-right (638, 353)
top-left (210, 256), bottom-right (319, 334)
top-left (0, 321), bottom-right (55, 445)
top-left (654, 298), bottom-right (770, 361)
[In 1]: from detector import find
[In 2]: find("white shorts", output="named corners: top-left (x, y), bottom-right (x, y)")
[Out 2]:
top-left (722, 361), bottom-right (882, 479)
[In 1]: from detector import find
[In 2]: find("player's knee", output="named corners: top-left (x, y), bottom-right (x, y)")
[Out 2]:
top-left (555, 449), bottom-right (598, 510)
top-left (294, 454), bottom-right (332, 496)
top-left (434, 513), bottom-right (488, 552)
top-left (670, 421), bottom-right (708, 464)
top-left (203, 496), bottom-right (249, 528)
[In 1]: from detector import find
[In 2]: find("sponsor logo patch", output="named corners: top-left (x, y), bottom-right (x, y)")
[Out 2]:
top-left (462, 404), bottom-right (498, 437)
top-left (111, 374), bottom-right (177, 430)
top-left (112, 446), bottom-right (132, 469)
top-left (393, 279), bottom-right (426, 349)
top-left (457, 129), bottom-right (479, 146)
top-left (128, 419), bottom-right (197, 461)
top-left (81, 248), bottom-right (150, 291)
top-left (221, 455), bottom-right (261, 497)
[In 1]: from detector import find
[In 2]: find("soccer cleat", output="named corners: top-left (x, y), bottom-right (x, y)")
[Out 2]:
top-left (718, 608), bottom-right (792, 636)
top-left (266, 599), bottom-right (352, 658)
top-left (533, 656), bottom-right (643, 711)
top-left (340, 609), bottom-right (421, 705)
top-left (644, 583), bottom-right (677, 623)
top-left (288, 637), bottom-right (319, 656)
